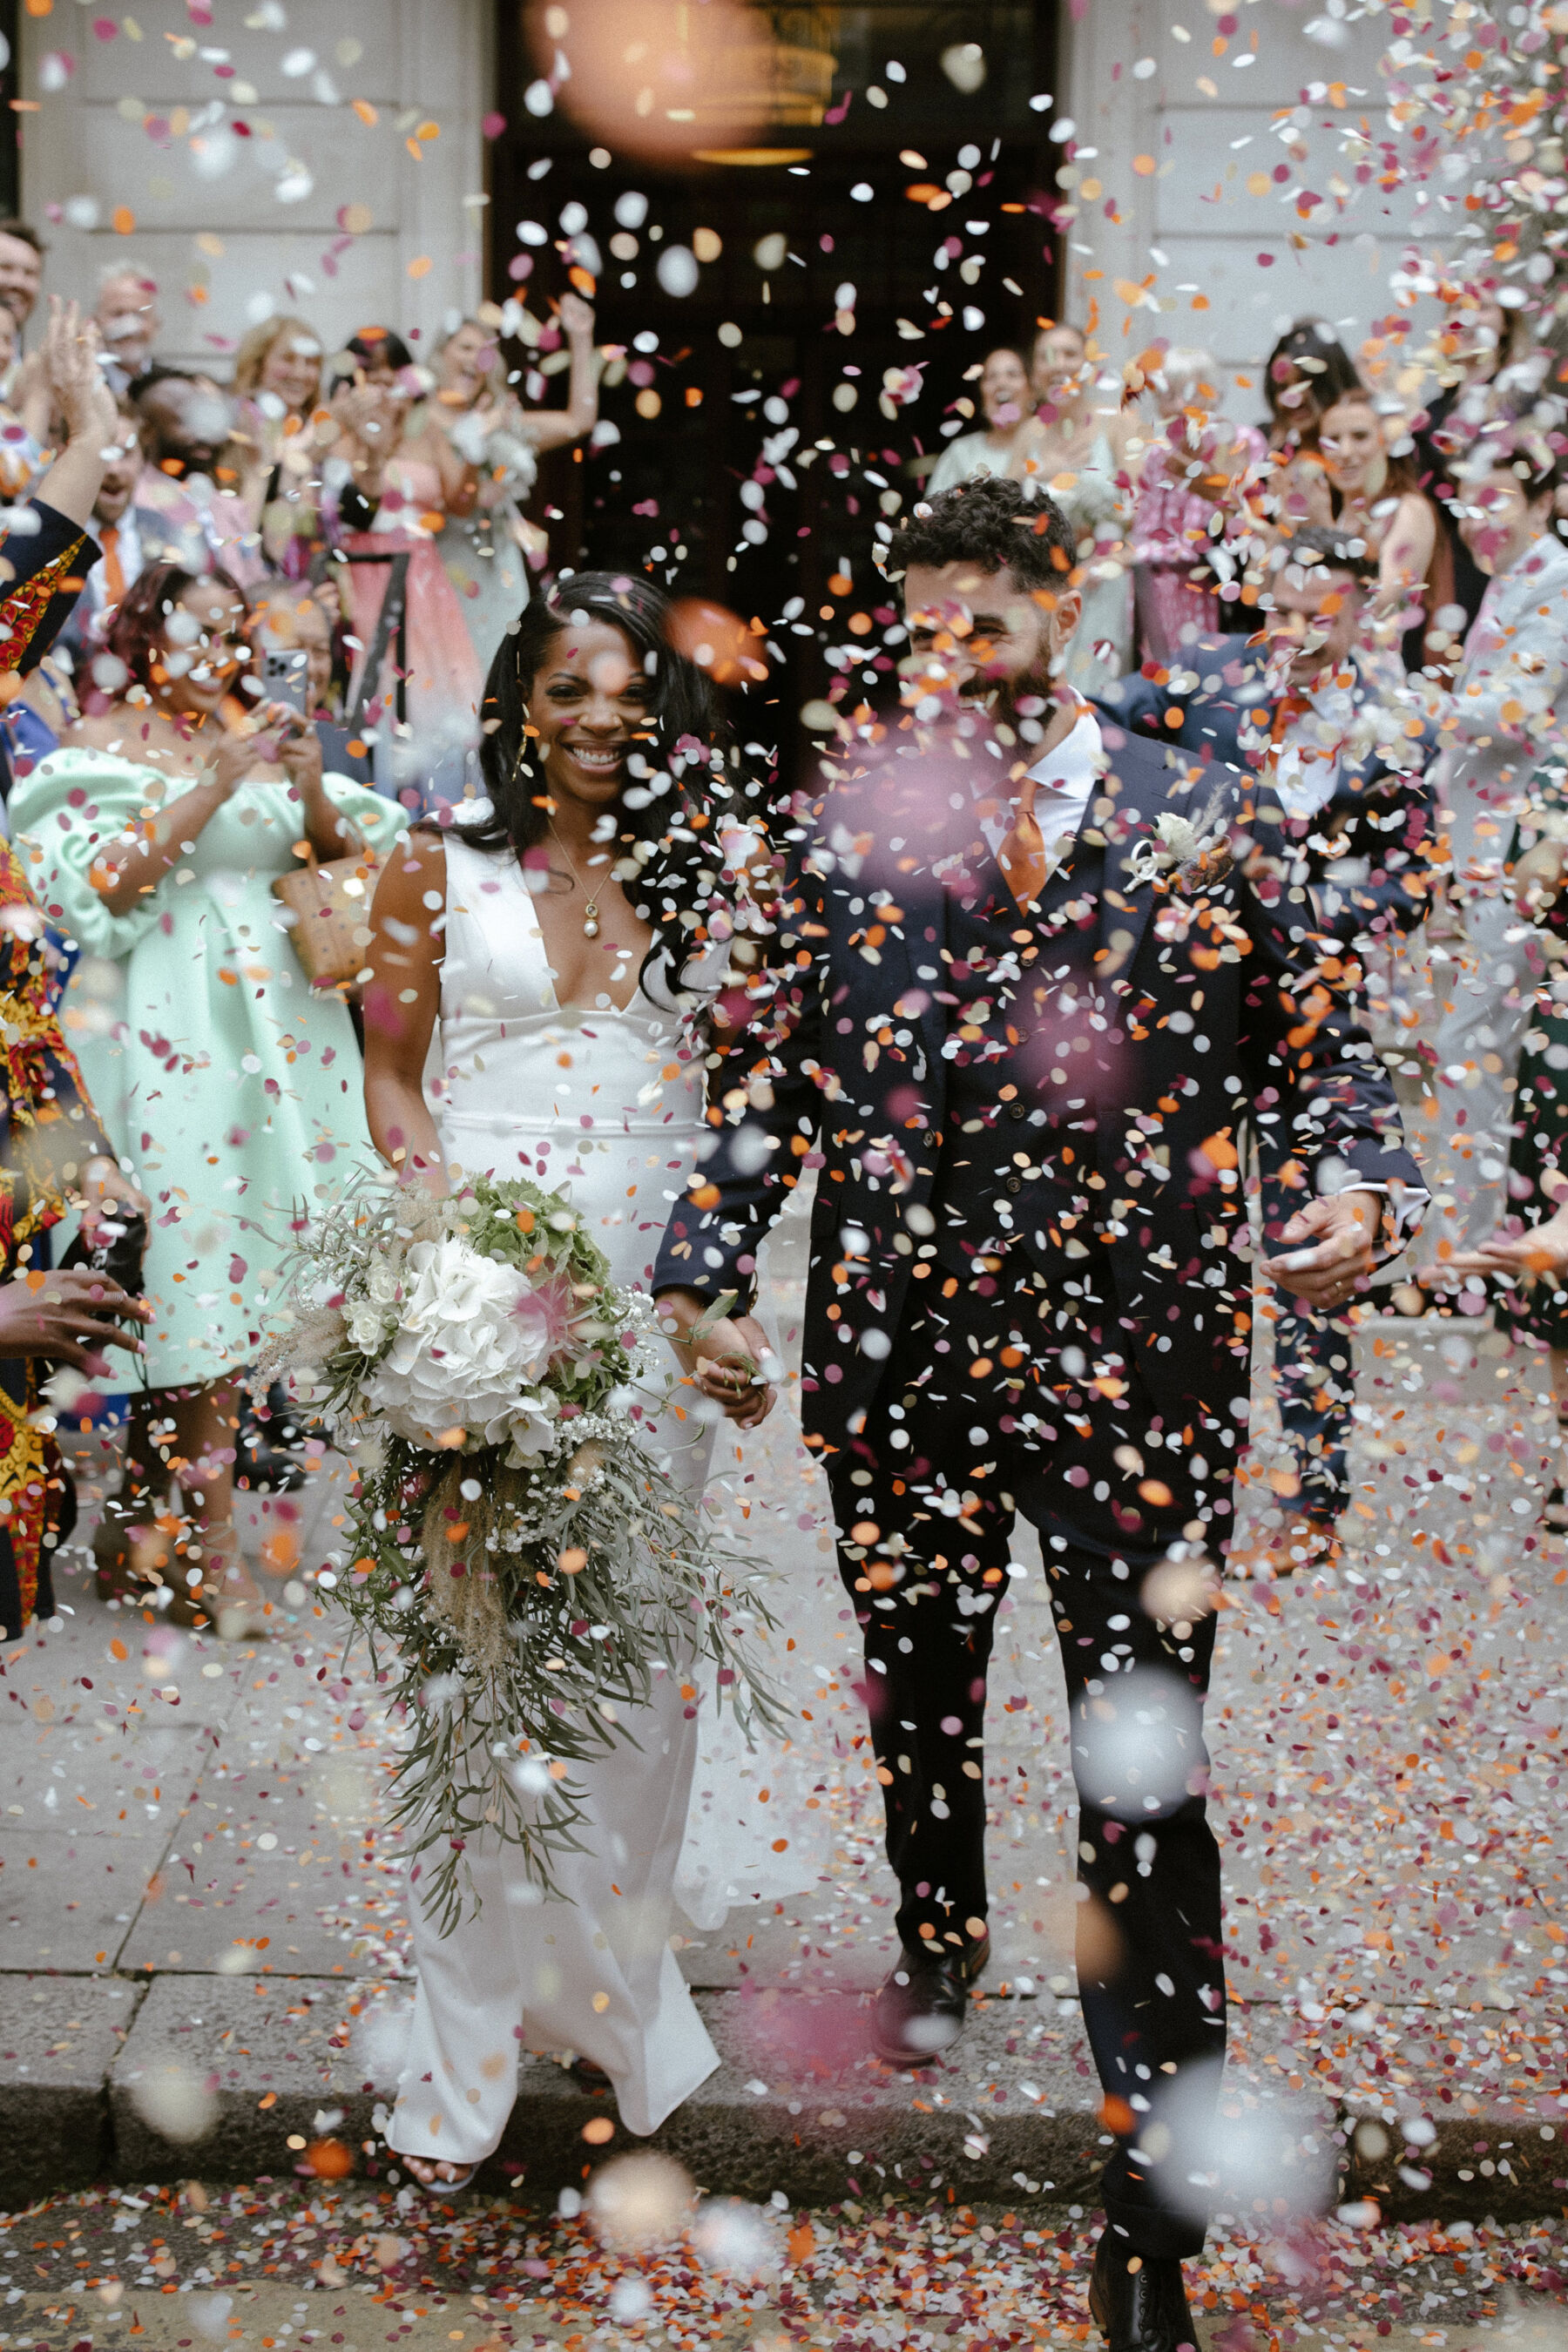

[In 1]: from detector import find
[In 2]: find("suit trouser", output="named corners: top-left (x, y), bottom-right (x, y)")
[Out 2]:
top-left (1270, 1290), bottom-right (1354, 1522)
top-left (822, 1256), bottom-right (1227, 2259)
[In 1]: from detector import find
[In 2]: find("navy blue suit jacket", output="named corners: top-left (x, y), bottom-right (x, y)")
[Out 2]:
top-left (652, 721), bottom-right (1423, 1452)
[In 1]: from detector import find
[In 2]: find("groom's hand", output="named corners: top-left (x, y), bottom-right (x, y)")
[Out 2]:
top-left (1265, 1192), bottom-right (1380, 1309)
top-left (654, 1287), bottom-right (778, 1430)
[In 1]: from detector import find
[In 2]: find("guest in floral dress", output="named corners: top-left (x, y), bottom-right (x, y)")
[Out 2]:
top-left (1129, 348), bottom-right (1265, 663)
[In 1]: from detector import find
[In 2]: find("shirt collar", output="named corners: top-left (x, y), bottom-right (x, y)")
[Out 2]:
top-left (1025, 698), bottom-right (1102, 800)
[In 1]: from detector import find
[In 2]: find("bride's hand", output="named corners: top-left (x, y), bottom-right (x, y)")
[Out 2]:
top-left (655, 1290), bottom-right (778, 1429)
top-left (690, 1312), bottom-right (777, 1430)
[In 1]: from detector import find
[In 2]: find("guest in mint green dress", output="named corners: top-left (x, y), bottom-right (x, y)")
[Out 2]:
top-left (10, 560), bottom-right (402, 1632)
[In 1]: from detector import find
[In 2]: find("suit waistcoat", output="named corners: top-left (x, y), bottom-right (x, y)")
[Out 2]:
top-left (929, 833), bottom-right (1113, 1275)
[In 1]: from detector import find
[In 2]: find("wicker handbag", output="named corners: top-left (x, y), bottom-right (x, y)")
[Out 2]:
top-left (272, 848), bottom-right (382, 997)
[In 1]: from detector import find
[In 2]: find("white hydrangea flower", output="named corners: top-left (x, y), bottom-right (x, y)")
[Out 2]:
top-left (362, 1236), bottom-right (560, 1450)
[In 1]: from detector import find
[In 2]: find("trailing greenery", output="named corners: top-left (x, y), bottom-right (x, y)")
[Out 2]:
top-left (266, 1172), bottom-right (782, 1931)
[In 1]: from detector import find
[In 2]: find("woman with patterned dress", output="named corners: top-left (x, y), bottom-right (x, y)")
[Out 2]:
top-left (1128, 348), bottom-right (1266, 663)
top-left (0, 300), bottom-right (152, 1637)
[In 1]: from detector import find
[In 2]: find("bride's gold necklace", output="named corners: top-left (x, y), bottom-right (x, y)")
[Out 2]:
top-left (549, 821), bottom-right (605, 939)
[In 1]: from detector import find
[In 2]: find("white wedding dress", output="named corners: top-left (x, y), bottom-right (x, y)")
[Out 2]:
top-left (387, 834), bottom-right (802, 2163)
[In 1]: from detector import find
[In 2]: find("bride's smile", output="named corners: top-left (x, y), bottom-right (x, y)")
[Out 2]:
top-left (533, 619), bottom-right (652, 813)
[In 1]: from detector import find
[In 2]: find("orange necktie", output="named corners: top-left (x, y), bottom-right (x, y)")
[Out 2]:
top-left (997, 774), bottom-right (1049, 911)
top-left (100, 524), bottom-right (125, 605)
top-left (1270, 688), bottom-right (1311, 744)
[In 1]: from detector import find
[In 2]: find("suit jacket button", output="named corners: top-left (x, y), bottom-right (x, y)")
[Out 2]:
top-left (1008, 1103), bottom-right (1026, 1119)
top-left (1005, 1175), bottom-right (1023, 1193)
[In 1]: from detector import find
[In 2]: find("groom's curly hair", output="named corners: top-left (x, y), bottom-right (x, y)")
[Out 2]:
top-left (889, 474), bottom-right (1078, 588)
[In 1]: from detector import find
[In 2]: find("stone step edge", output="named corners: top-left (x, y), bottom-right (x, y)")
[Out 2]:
top-left (2, 1977), bottom-right (1563, 2224)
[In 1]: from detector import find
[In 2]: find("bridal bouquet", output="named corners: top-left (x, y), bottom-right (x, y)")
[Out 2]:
top-left (264, 1173), bottom-right (779, 1930)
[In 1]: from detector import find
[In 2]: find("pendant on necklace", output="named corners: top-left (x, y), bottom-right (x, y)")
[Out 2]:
top-left (583, 902), bottom-right (600, 939)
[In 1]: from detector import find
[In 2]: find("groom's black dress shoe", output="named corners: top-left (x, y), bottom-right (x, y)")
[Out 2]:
top-left (1088, 2234), bottom-right (1198, 2352)
top-left (869, 1931), bottom-right (990, 2066)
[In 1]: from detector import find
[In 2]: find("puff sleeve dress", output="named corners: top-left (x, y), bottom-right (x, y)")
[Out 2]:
top-left (10, 750), bottom-right (404, 1389)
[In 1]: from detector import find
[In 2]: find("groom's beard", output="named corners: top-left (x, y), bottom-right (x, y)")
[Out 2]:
top-left (961, 657), bottom-right (1068, 730)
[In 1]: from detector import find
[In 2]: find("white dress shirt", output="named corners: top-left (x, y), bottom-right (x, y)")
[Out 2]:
top-left (972, 700), bottom-right (1103, 868)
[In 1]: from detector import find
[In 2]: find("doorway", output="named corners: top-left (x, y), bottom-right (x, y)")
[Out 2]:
top-left (490, 1), bottom-right (1061, 774)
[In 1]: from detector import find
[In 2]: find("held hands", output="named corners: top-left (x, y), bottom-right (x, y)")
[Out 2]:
top-left (1265, 1191), bottom-right (1382, 1310)
top-left (0, 1267), bottom-right (150, 1372)
top-left (655, 1288), bottom-right (778, 1430)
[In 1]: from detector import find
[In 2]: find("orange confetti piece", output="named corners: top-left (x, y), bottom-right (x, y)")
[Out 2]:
top-left (407, 255), bottom-right (432, 280)
top-left (352, 98), bottom-right (378, 126)
top-left (112, 206), bottom-right (136, 235)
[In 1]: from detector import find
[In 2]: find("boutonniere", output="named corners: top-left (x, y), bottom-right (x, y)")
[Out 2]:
top-left (1126, 794), bottom-right (1234, 896)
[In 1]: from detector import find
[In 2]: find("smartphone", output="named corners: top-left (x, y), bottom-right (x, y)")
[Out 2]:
top-left (260, 646), bottom-right (310, 716)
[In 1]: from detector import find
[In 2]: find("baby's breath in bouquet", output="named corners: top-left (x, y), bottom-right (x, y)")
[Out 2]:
top-left (264, 1172), bottom-right (780, 1930)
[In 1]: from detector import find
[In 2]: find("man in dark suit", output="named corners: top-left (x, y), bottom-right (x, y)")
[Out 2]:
top-left (654, 477), bottom-right (1423, 2349)
top-left (1103, 527), bottom-right (1437, 1572)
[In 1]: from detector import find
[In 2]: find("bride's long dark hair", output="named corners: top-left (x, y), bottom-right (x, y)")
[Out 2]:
top-left (448, 572), bottom-right (747, 999)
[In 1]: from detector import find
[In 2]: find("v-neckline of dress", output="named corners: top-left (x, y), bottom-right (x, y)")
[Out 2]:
top-left (513, 870), bottom-right (643, 1018)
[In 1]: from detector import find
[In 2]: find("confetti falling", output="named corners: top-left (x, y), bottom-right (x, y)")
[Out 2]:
top-left (3, 0), bottom-right (1568, 2319)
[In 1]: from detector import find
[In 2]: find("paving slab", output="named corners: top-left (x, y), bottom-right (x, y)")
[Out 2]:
top-left (1, 1833), bottom-right (167, 1974)
top-left (0, 1975), bottom-right (143, 2207)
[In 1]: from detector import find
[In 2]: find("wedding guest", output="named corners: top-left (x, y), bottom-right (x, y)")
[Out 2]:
top-left (1318, 389), bottom-right (1448, 673)
top-left (927, 345), bottom-right (1044, 496)
top-left (1445, 801), bottom-right (1568, 1526)
top-left (431, 297), bottom-right (598, 673)
top-left (1024, 320), bottom-right (1136, 693)
top-left (0, 223), bottom-right (44, 337)
top-left (324, 326), bottom-right (480, 806)
top-left (130, 367), bottom-right (262, 579)
top-left (230, 314), bottom-right (327, 578)
top-left (230, 314), bottom-right (322, 421)
top-left (1118, 529), bottom-right (1436, 1576)
top-left (1261, 319), bottom-right (1362, 455)
top-left (11, 561), bottom-right (402, 1635)
top-left (245, 576), bottom-right (373, 784)
top-left (1413, 286), bottom-right (1517, 641)
top-left (0, 297), bottom-right (153, 1639)
top-left (1128, 347), bottom-right (1265, 663)
top-left (654, 474), bottom-right (1423, 2342)
top-left (93, 267), bottom-right (161, 395)
top-left (0, 301), bottom-right (44, 499)
top-left (1412, 417), bottom-right (1568, 1275)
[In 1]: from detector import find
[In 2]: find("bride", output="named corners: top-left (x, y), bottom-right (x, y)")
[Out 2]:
top-left (362, 571), bottom-right (786, 2187)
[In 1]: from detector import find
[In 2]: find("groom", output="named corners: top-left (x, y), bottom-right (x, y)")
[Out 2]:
top-left (654, 476), bottom-right (1422, 2349)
